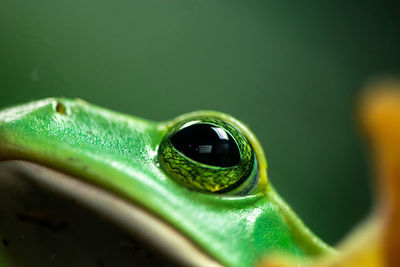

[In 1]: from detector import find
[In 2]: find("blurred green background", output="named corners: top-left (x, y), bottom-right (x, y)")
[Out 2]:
top-left (1, 0), bottom-right (399, 245)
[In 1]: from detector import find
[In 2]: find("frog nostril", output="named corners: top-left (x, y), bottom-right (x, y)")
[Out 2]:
top-left (54, 102), bottom-right (66, 115)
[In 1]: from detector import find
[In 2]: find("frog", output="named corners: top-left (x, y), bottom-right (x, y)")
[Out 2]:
top-left (0, 79), bottom-right (399, 267)
top-left (0, 97), bottom-right (334, 266)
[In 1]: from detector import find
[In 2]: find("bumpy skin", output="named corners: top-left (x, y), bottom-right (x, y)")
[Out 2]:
top-left (0, 98), bottom-right (334, 267)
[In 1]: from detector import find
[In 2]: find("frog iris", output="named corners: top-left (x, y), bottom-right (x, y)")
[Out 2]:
top-left (158, 117), bottom-right (257, 193)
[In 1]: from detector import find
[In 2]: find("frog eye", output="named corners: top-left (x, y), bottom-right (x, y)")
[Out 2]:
top-left (158, 117), bottom-right (257, 193)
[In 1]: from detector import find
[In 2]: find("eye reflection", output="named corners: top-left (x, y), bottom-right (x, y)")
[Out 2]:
top-left (171, 123), bottom-right (240, 167)
top-left (198, 145), bottom-right (212, 154)
top-left (212, 127), bottom-right (229, 140)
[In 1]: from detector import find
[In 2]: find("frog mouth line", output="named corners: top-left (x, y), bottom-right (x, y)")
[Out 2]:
top-left (0, 160), bottom-right (222, 267)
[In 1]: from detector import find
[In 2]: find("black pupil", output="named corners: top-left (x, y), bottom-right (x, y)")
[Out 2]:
top-left (171, 123), bottom-right (241, 167)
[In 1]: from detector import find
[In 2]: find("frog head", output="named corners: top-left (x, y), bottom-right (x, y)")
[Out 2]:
top-left (0, 98), bottom-right (333, 266)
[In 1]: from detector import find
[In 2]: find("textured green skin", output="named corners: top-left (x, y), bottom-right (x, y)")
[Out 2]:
top-left (159, 117), bottom-right (254, 193)
top-left (0, 98), bottom-right (334, 267)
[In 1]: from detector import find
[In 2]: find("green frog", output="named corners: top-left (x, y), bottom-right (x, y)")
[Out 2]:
top-left (0, 98), bottom-right (334, 266)
top-left (2, 89), bottom-right (397, 267)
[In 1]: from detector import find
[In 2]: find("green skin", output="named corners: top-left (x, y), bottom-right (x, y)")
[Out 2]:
top-left (0, 98), bottom-right (335, 267)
